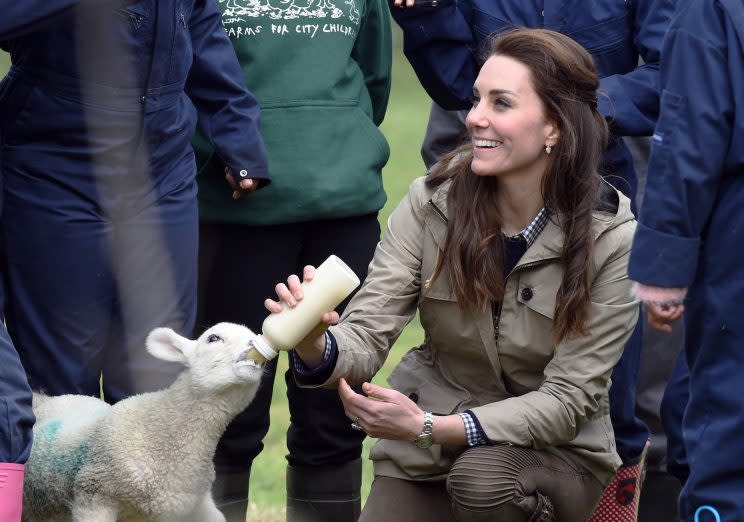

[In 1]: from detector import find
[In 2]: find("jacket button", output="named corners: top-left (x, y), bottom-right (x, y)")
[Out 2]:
top-left (408, 392), bottom-right (419, 403)
top-left (521, 287), bottom-right (533, 301)
top-left (239, 169), bottom-right (248, 178)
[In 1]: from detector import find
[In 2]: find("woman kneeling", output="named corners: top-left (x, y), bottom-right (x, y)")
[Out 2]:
top-left (267, 28), bottom-right (638, 522)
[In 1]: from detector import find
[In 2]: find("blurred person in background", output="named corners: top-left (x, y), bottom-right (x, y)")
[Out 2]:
top-left (0, 0), bottom-right (267, 440)
top-left (192, 0), bottom-right (391, 519)
top-left (629, 0), bottom-right (744, 520)
top-left (0, 316), bottom-right (33, 521)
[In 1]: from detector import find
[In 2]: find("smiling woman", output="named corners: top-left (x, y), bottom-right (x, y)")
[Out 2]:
top-left (262, 28), bottom-right (640, 522)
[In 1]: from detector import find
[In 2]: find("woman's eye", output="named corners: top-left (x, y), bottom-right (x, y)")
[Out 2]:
top-left (207, 334), bottom-right (222, 343)
top-left (470, 96), bottom-right (480, 107)
top-left (494, 98), bottom-right (511, 109)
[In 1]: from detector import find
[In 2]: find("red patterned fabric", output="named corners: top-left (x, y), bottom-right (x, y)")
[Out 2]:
top-left (587, 440), bottom-right (650, 522)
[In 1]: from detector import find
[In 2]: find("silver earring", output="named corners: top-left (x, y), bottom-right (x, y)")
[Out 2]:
top-left (545, 144), bottom-right (552, 154)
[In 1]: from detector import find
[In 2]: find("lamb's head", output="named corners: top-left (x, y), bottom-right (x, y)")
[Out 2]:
top-left (145, 323), bottom-right (265, 393)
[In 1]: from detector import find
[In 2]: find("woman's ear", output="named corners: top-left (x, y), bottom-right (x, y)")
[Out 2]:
top-left (544, 119), bottom-right (560, 147)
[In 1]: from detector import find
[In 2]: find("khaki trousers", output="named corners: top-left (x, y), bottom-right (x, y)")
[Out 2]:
top-left (360, 445), bottom-right (605, 522)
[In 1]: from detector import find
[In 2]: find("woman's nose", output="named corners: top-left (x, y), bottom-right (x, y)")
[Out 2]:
top-left (466, 106), bottom-right (487, 129)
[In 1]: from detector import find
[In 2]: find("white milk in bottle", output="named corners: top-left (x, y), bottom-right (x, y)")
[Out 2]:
top-left (247, 255), bottom-right (360, 362)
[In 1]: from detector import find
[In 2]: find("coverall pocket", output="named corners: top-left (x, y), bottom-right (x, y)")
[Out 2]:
top-left (648, 90), bottom-right (685, 181)
top-left (0, 77), bottom-right (34, 143)
top-left (471, 11), bottom-right (515, 43)
top-left (114, 0), bottom-right (151, 28)
top-left (0, 399), bottom-right (17, 460)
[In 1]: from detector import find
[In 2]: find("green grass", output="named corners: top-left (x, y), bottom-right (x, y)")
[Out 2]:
top-left (0, 25), bottom-right (431, 521)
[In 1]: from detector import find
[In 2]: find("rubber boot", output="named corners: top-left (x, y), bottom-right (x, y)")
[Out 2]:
top-left (212, 470), bottom-right (250, 522)
top-left (0, 463), bottom-right (25, 522)
top-left (286, 458), bottom-right (362, 522)
top-left (637, 470), bottom-right (682, 522)
top-left (587, 439), bottom-right (650, 522)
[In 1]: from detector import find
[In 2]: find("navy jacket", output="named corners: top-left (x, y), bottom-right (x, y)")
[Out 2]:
top-left (0, 0), bottom-right (268, 209)
top-left (629, 0), bottom-right (744, 288)
top-left (390, 0), bottom-right (674, 197)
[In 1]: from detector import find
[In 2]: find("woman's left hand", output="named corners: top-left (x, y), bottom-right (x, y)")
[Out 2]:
top-left (338, 378), bottom-right (423, 441)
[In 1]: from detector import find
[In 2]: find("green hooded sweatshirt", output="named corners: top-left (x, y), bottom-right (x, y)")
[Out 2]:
top-left (194, 0), bottom-right (392, 225)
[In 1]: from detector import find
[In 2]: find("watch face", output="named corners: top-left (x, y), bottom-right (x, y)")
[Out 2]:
top-left (414, 435), bottom-right (433, 449)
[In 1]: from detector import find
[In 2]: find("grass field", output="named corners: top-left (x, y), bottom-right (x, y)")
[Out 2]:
top-left (1, 24), bottom-right (431, 521)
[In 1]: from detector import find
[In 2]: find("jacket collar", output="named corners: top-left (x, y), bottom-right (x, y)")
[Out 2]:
top-left (427, 177), bottom-right (635, 269)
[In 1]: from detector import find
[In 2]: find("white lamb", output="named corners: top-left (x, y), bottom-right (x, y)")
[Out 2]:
top-left (22, 322), bottom-right (266, 522)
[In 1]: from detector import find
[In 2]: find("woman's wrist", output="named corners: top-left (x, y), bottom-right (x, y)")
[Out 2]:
top-left (430, 414), bottom-right (469, 446)
top-left (293, 332), bottom-right (328, 368)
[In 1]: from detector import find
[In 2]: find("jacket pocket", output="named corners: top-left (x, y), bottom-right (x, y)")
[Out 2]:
top-left (565, 9), bottom-right (632, 76)
top-left (0, 76), bottom-right (34, 144)
top-left (0, 399), bottom-right (17, 459)
top-left (515, 270), bottom-right (561, 320)
top-left (564, 0), bottom-right (630, 53)
top-left (233, 103), bottom-right (388, 222)
top-left (114, 0), bottom-right (151, 28)
top-left (471, 10), bottom-right (516, 44)
top-left (388, 349), bottom-right (469, 415)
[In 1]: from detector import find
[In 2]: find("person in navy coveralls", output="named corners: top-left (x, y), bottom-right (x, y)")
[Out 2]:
top-left (0, 0), bottom-right (268, 405)
top-left (629, 0), bottom-right (744, 520)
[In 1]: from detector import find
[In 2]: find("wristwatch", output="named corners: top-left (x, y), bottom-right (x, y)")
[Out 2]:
top-left (413, 411), bottom-right (434, 449)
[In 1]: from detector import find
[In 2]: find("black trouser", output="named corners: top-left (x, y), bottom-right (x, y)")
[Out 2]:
top-left (197, 214), bottom-right (380, 472)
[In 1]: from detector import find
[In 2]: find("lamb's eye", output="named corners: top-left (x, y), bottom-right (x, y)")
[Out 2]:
top-left (207, 334), bottom-right (222, 343)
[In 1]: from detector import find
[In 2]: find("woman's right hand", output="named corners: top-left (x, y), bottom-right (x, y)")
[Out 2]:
top-left (264, 266), bottom-right (340, 362)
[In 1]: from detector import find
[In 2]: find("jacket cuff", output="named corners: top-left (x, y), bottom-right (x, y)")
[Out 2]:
top-left (228, 166), bottom-right (271, 188)
top-left (629, 221), bottom-right (700, 288)
top-left (290, 331), bottom-right (339, 386)
top-left (631, 283), bottom-right (687, 305)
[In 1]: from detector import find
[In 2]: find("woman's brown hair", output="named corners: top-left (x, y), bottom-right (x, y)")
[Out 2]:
top-left (427, 28), bottom-right (609, 346)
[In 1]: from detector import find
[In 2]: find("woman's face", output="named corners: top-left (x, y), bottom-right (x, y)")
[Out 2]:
top-left (466, 55), bottom-right (558, 180)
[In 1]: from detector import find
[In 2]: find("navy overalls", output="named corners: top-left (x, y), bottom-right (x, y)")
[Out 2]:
top-left (0, 0), bottom-right (268, 401)
top-left (389, 0), bottom-right (676, 465)
top-left (629, 0), bottom-right (744, 519)
top-left (0, 285), bottom-right (33, 463)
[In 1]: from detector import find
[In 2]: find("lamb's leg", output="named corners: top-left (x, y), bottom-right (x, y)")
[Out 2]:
top-left (71, 498), bottom-right (118, 522)
top-left (181, 492), bottom-right (227, 522)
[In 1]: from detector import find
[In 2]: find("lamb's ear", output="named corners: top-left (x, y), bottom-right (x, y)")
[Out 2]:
top-left (146, 328), bottom-right (197, 363)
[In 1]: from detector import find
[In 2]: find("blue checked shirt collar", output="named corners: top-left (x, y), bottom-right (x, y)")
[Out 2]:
top-left (504, 207), bottom-right (550, 247)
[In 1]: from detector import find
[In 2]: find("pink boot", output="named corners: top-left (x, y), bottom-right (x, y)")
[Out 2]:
top-left (0, 463), bottom-right (25, 522)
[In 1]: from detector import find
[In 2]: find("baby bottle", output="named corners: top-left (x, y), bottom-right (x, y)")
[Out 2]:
top-left (248, 255), bottom-right (360, 361)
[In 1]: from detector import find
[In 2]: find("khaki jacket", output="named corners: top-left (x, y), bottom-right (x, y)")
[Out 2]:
top-left (326, 176), bottom-right (639, 485)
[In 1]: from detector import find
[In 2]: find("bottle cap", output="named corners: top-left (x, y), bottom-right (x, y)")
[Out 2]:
top-left (250, 334), bottom-right (278, 360)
